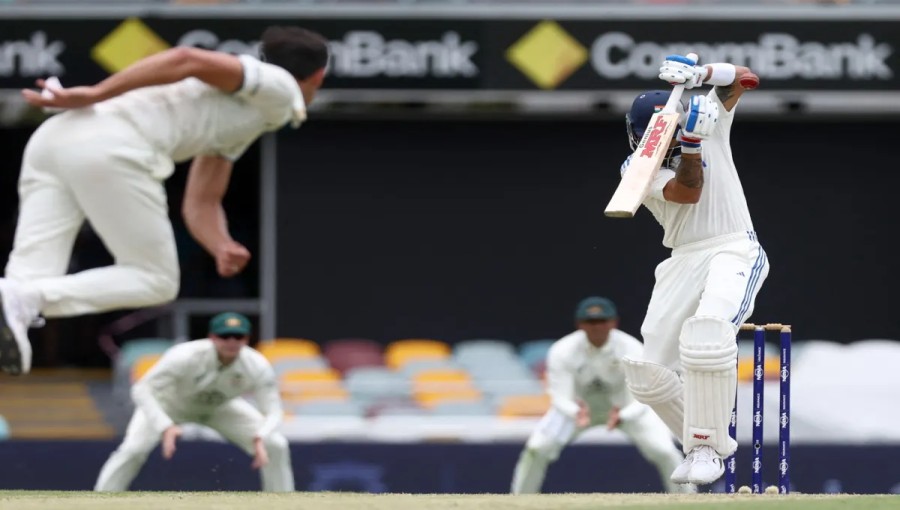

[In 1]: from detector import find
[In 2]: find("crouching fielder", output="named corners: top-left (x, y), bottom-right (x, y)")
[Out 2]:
top-left (511, 297), bottom-right (693, 494)
top-left (95, 312), bottom-right (294, 492)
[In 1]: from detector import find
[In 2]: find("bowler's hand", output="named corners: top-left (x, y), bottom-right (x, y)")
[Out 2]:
top-left (215, 240), bottom-right (251, 278)
top-left (606, 406), bottom-right (621, 430)
top-left (161, 425), bottom-right (183, 460)
top-left (576, 400), bottom-right (591, 428)
top-left (21, 79), bottom-right (102, 110)
top-left (251, 437), bottom-right (269, 469)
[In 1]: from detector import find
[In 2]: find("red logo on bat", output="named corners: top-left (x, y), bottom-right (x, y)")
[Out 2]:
top-left (693, 433), bottom-right (710, 440)
top-left (640, 117), bottom-right (669, 158)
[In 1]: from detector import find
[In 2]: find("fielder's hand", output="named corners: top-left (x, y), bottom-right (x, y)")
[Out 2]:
top-left (251, 437), bottom-right (269, 469)
top-left (215, 240), bottom-right (251, 278)
top-left (575, 400), bottom-right (591, 428)
top-left (606, 407), bottom-right (621, 430)
top-left (658, 55), bottom-right (706, 89)
top-left (21, 79), bottom-right (102, 110)
top-left (161, 425), bottom-right (183, 460)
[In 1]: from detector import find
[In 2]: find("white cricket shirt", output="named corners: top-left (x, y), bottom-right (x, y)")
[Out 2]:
top-left (94, 55), bottom-right (306, 179)
top-left (621, 89), bottom-right (754, 248)
top-left (545, 329), bottom-right (648, 423)
top-left (131, 339), bottom-right (283, 438)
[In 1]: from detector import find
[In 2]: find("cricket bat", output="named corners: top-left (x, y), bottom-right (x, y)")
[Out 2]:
top-left (604, 52), bottom-right (698, 219)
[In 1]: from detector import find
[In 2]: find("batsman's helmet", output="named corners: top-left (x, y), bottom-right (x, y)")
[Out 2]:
top-left (625, 90), bottom-right (686, 152)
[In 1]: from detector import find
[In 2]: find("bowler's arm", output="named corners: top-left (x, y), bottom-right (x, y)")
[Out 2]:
top-left (91, 47), bottom-right (244, 101)
top-left (182, 155), bottom-right (234, 258)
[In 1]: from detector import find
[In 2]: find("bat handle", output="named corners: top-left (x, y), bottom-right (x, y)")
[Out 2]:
top-left (663, 52), bottom-right (698, 113)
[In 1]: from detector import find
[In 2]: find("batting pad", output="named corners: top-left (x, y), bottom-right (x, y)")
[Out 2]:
top-left (622, 357), bottom-right (685, 442)
top-left (679, 316), bottom-right (739, 455)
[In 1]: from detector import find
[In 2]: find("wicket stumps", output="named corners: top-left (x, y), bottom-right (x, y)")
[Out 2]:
top-left (724, 323), bottom-right (791, 495)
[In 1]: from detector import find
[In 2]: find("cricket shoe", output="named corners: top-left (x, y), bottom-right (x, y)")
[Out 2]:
top-left (669, 450), bottom-right (693, 484)
top-left (0, 279), bottom-right (42, 375)
top-left (687, 445), bottom-right (725, 485)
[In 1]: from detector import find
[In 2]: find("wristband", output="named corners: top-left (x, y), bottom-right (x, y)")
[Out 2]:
top-left (705, 63), bottom-right (737, 87)
top-left (678, 132), bottom-right (702, 154)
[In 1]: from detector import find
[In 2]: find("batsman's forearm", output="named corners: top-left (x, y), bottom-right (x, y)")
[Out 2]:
top-left (183, 202), bottom-right (232, 256)
top-left (675, 155), bottom-right (704, 189)
top-left (93, 48), bottom-right (196, 101)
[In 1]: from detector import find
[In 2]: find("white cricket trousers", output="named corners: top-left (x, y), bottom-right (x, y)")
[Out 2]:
top-left (5, 108), bottom-right (179, 318)
top-left (95, 399), bottom-right (295, 492)
top-left (640, 231), bottom-right (769, 370)
top-left (511, 407), bottom-right (686, 493)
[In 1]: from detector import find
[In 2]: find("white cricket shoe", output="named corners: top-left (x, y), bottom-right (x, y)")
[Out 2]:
top-left (687, 445), bottom-right (725, 485)
top-left (669, 450), bottom-right (693, 484)
top-left (0, 279), bottom-right (42, 375)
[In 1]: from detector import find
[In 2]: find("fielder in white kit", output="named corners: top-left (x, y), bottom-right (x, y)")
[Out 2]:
top-left (511, 297), bottom-right (693, 494)
top-left (0, 26), bottom-right (329, 375)
top-left (95, 312), bottom-right (294, 491)
top-left (618, 55), bottom-right (769, 485)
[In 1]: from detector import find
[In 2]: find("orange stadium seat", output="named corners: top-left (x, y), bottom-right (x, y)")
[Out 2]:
top-left (130, 354), bottom-right (161, 383)
top-left (256, 338), bottom-right (320, 362)
top-left (385, 339), bottom-right (450, 369)
top-left (412, 368), bottom-right (481, 408)
top-left (497, 394), bottom-right (551, 418)
top-left (279, 367), bottom-right (343, 400)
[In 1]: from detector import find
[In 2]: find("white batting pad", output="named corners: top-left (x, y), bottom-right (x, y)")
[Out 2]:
top-left (679, 316), bottom-right (739, 455)
top-left (622, 357), bottom-right (685, 442)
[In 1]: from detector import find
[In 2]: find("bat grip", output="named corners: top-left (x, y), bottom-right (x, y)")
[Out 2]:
top-left (663, 52), bottom-right (698, 114)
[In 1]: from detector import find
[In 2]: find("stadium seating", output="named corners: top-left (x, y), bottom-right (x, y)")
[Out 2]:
top-left (279, 367), bottom-right (346, 402)
top-left (130, 354), bottom-right (162, 383)
top-left (0, 415), bottom-right (10, 441)
top-left (256, 338), bottom-right (320, 363)
top-left (272, 356), bottom-right (330, 376)
top-left (384, 338), bottom-right (451, 369)
top-left (497, 394), bottom-right (551, 418)
top-left (519, 339), bottom-right (555, 369)
top-left (289, 400), bottom-right (364, 418)
top-left (345, 366), bottom-right (412, 404)
top-left (323, 338), bottom-right (385, 374)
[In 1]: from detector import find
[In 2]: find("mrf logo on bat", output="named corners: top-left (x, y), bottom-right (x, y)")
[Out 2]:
top-left (638, 113), bottom-right (669, 158)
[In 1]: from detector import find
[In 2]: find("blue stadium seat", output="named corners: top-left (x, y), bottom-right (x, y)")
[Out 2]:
top-left (430, 400), bottom-right (495, 416)
top-left (345, 367), bottom-right (412, 402)
top-left (519, 339), bottom-right (555, 368)
top-left (290, 400), bottom-right (364, 417)
top-left (273, 356), bottom-right (330, 376)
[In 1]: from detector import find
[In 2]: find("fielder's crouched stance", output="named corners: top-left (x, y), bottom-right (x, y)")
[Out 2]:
top-left (511, 297), bottom-right (694, 494)
top-left (95, 313), bottom-right (294, 492)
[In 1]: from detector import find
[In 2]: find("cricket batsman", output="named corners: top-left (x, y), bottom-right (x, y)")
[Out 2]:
top-left (511, 297), bottom-right (694, 494)
top-left (94, 312), bottom-right (294, 491)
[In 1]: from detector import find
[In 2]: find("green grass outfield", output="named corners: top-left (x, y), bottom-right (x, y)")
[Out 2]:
top-left (0, 492), bottom-right (897, 510)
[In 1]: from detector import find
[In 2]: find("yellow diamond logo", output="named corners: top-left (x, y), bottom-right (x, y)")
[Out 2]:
top-left (92, 18), bottom-right (171, 74)
top-left (506, 20), bottom-right (588, 90)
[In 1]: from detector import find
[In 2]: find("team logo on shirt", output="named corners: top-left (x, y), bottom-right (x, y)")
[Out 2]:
top-left (231, 373), bottom-right (244, 388)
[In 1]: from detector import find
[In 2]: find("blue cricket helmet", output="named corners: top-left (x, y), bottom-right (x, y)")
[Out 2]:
top-left (625, 90), bottom-right (686, 151)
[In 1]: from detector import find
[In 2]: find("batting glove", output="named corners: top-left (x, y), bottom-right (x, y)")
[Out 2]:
top-left (659, 55), bottom-right (707, 89)
top-left (681, 94), bottom-right (719, 140)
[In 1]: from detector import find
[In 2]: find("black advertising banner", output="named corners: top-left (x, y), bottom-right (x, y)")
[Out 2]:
top-left (0, 16), bottom-right (898, 91)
